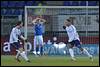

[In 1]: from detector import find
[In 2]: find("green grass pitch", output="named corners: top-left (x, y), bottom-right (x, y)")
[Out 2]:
top-left (1, 55), bottom-right (99, 66)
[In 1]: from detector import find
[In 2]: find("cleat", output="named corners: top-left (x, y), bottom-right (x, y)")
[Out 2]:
top-left (37, 51), bottom-right (41, 56)
top-left (89, 55), bottom-right (93, 62)
top-left (37, 51), bottom-right (40, 55)
top-left (33, 51), bottom-right (37, 55)
top-left (33, 51), bottom-right (39, 57)
top-left (27, 60), bottom-right (31, 62)
top-left (71, 57), bottom-right (76, 61)
top-left (15, 58), bottom-right (21, 62)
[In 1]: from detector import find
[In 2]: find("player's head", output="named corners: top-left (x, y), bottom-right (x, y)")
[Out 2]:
top-left (16, 21), bottom-right (23, 28)
top-left (69, 17), bottom-right (75, 25)
top-left (36, 16), bottom-right (42, 23)
top-left (65, 19), bottom-right (71, 26)
top-left (38, 16), bottom-right (43, 18)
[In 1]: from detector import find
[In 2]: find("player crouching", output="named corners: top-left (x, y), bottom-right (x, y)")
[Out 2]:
top-left (9, 21), bottom-right (30, 62)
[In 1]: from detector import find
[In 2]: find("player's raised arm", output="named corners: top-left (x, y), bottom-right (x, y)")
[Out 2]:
top-left (40, 18), bottom-right (46, 23)
top-left (38, 16), bottom-right (46, 23)
top-left (32, 17), bottom-right (40, 24)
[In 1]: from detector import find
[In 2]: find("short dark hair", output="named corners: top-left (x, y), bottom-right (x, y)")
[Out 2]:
top-left (16, 21), bottom-right (23, 26)
top-left (66, 19), bottom-right (71, 22)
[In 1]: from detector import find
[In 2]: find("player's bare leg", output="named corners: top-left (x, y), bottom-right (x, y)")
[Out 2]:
top-left (19, 48), bottom-right (30, 62)
top-left (79, 47), bottom-right (93, 61)
top-left (15, 50), bottom-right (21, 62)
top-left (68, 44), bottom-right (76, 61)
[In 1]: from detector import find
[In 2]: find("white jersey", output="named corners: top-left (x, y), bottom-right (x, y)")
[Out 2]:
top-left (65, 25), bottom-right (80, 42)
top-left (9, 27), bottom-right (21, 43)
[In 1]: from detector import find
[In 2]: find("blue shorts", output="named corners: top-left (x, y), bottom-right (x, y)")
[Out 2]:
top-left (10, 42), bottom-right (21, 50)
top-left (69, 40), bottom-right (81, 48)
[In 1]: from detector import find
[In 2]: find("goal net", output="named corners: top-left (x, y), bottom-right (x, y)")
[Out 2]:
top-left (24, 6), bottom-right (99, 54)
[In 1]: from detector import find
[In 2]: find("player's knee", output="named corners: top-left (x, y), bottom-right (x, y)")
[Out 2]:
top-left (78, 47), bottom-right (83, 51)
top-left (19, 48), bottom-right (24, 53)
top-left (80, 48), bottom-right (83, 51)
top-left (67, 43), bottom-right (73, 48)
top-left (70, 45), bottom-right (74, 48)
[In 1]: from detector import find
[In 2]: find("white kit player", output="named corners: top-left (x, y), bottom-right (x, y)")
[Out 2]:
top-left (9, 21), bottom-right (30, 62)
top-left (32, 16), bottom-right (46, 56)
top-left (63, 19), bottom-right (93, 61)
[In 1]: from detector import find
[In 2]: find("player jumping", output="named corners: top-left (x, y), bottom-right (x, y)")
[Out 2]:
top-left (32, 16), bottom-right (46, 56)
top-left (9, 21), bottom-right (30, 62)
top-left (63, 19), bottom-right (93, 61)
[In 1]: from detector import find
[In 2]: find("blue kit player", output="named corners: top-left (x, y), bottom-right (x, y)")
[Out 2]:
top-left (32, 16), bottom-right (46, 56)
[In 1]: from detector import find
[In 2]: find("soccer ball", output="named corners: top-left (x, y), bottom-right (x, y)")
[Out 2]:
top-left (63, 51), bottom-right (66, 54)
top-left (53, 37), bottom-right (57, 41)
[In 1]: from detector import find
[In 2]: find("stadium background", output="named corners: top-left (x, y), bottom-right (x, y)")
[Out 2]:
top-left (1, 1), bottom-right (99, 55)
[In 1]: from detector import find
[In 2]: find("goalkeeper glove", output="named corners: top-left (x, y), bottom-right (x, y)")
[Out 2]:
top-left (63, 26), bottom-right (66, 29)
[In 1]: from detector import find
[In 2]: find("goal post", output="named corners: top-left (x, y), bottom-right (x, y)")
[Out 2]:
top-left (24, 6), bottom-right (99, 54)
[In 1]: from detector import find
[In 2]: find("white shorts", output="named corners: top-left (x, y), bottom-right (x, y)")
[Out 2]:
top-left (34, 35), bottom-right (43, 46)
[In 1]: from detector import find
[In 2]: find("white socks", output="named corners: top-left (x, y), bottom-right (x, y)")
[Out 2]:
top-left (16, 50), bottom-right (20, 59)
top-left (20, 51), bottom-right (29, 61)
top-left (83, 48), bottom-right (92, 57)
top-left (33, 51), bottom-right (37, 55)
top-left (38, 46), bottom-right (41, 54)
top-left (68, 48), bottom-right (92, 61)
top-left (69, 48), bottom-right (74, 58)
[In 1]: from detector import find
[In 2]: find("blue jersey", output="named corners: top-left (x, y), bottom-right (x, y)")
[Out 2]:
top-left (34, 23), bottom-right (44, 35)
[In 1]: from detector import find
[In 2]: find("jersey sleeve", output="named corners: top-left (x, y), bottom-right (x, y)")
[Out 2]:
top-left (65, 26), bottom-right (68, 30)
top-left (12, 29), bottom-right (19, 41)
top-left (71, 25), bottom-right (80, 41)
top-left (68, 25), bottom-right (76, 42)
top-left (18, 29), bottom-right (21, 36)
